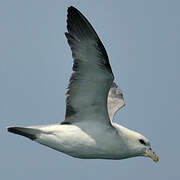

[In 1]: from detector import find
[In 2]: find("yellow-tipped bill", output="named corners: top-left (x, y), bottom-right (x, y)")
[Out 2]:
top-left (146, 149), bottom-right (159, 162)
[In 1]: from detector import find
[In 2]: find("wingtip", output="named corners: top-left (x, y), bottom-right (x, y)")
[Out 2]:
top-left (68, 6), bottom-right (78, 11)
top-left (7, 126), bottom-right (37, 140)
top-left (7, 126), bottom-right (22, 134)
top-left (7, 126), bottom-right (15, 133)
top-left (67, 6), bottom-right (83, 21)
top-left (68, 6), bottom-right (74, 9)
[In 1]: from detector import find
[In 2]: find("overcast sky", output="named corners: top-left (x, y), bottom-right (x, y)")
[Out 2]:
top-left (1, 0), bottom-right (180, 179)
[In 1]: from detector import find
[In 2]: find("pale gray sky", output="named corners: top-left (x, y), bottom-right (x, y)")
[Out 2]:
top-left (1, 0), bottom-right (180, 179)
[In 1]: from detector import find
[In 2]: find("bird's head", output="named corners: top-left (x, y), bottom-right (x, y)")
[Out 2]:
top-left (137, 137), bottom-right (159, 162)
top-left (117, 126), bottom-right (159, 162)
top-left (129, 131), bottom-right (159, 162)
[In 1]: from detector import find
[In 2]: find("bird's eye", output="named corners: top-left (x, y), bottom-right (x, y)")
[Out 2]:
top-left (139, 139), bottom-right (146, 145)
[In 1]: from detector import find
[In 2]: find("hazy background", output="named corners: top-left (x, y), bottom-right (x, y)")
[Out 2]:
top-left (1, 0), bottom-right (179, 179)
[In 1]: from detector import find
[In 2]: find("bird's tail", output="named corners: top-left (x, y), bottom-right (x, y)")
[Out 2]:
top-left (7, 126), bottom-right (41, 140)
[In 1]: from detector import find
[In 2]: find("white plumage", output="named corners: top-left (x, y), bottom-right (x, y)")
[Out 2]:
top-left (8, 6), bottom-right (158, 162)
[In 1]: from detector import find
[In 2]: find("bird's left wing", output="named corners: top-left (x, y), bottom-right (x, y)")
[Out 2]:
top-left (107, 82), bottom-right (125, 122)
top-left (61, 6), bottom-right (114, 126)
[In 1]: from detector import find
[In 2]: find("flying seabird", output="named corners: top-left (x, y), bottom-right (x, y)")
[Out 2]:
top-left (8, 6), bottom-right (159, 162)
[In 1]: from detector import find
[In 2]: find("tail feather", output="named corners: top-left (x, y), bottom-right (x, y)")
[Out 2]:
top-left (7, 126), bottom-right (41, 140)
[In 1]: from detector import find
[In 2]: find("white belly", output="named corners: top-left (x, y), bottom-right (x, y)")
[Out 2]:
top-left (35, 124), bottom-right (124, 159)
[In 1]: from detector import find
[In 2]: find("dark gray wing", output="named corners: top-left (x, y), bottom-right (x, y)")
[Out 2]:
top-left (107, 82), bottom-right (125, 122)
top-left (61, 6), bottom-right (114, 125)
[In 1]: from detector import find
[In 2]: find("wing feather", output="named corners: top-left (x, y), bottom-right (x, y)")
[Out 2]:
top-left (61, 7), bottom-right (114, 126)
top-left (107, 82), bottom-right (125, 122)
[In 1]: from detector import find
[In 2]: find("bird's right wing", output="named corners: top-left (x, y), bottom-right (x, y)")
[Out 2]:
top-left (107, 82), bottom-right (125, 122)
top-left (61, 7), bottom-right (114, 126)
